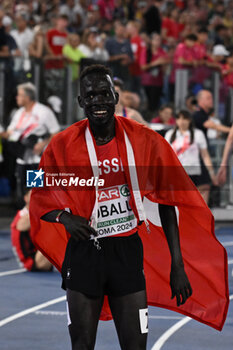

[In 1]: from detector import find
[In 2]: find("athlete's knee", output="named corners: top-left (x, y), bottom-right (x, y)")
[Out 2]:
top-left (69, 324), bottom-right (95, 350)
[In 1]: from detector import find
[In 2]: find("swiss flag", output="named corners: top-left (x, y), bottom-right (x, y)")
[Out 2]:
top-left (30, 116), bottom-right (229, 331)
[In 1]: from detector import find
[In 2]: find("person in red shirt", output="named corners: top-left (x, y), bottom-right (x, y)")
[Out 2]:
top-left (193, 27), bottom-right (212, 84)
top-left (151, 104), bottom-right (176, 125)
top-left (45, 14), bottom-right (68, 70)
top-left (98, 0), bottom-right (115, 21)
top-left (140, 33), bottom-right (169, 116)
top-left (162, 7), bottom-right (184, 44)
top-left (126, 20), bottom-right (146, 94)
top-left (222, 52), bottom-right (233, 87)
top-left (169, 33), bottom-right (198, 100)
top-left (11, 189), bottom-right (53, 272)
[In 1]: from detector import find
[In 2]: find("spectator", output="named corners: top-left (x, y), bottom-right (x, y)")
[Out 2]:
top-left (142, 0), bottom-right (162, 35)
top-left (195, 27), bottom-right (209, 59)
top-left (3, 82), bottom-right (60, 206)
top-left (126, 20), bottom-right (145, 94)
top-left (169, 34), bottom-right (198, 100)
top-left (63, 33), bottom-right (86, 82)
top-left (28, 25), bottom-right (48, 59)
top-left (165, 110), bottom-right (217, 203)
top-left (45, 14), bottom-right (68, 70)
top-left (213, 24), bottom-right (229, 46)
top-left (192, 90), bottom-right (230, 138)
top-left (193, 27), bottom-right (212, 85)
top-left (1, 14), bottom-right (19, 121)
top-left (222, 9), bottom-right (233, 30)
top-left (113, 0), bottom-right (127, 20)
top-left (98, 0), bottom-right (115, 22)
top-left (105, 20), bottom-right (133, 86)
top-left (69, 0), bottom-right (88, 33)
top-left (212, 44), bottom-right (229, 66)
top-left (44, 14), bottom-right (68, 98)
top-left (86, 4), bottom-right (101, 29)
top-left (151, 104), bottom-right (176, 125)
top-left (10, 12), bottom-right (34, 81)
top-left (11, 189), bottom-right (53, 272)
top-left (59, 0), bottom-right (75, 24)
top-left (113, 77), bottom-right (148, 126)
top-left (162, 7), bottom-right (184, 44)
top-left (140, 33), bottom-right (169, 115)
top-left (208, 1), bottom-right (225, 21)
top-left (2, 15), bottom-right (19, 56)
top-left (78, 28), bottom-right (109, 62)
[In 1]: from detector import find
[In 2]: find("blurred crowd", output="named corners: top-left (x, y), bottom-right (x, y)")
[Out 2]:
top-left (0, 0), bottom-right (233, 210)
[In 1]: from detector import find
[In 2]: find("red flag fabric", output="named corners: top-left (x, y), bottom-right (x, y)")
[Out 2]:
top-left (29, 116), bottom-right (229, 330)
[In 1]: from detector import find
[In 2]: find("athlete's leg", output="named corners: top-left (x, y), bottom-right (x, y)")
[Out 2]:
top-left (67, 289), bottom-right (104, 350)
top-left (109, 290), bottom-right (148, 350)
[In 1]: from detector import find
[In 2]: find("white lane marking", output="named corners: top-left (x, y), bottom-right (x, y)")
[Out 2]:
top-left (35, 311), bottom-right (67, 316)
top-left (151, 294), bottom-right (233, 350)
top-left (0, 268), bottom-right (26, 277)
top-left (149, 316), bottom-right (183, 320)
top-left (33, 312), bottom-right (184, 320)
top-left (0, 296), bottom-right (66, 327)
top-left (222, 241), bottom-right (233, 247)
top-left (151, 317), bottom-right (191, 350)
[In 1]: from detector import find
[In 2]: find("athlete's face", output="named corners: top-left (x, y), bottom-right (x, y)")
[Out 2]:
top-left (78, 73), bottom-right (119, 127)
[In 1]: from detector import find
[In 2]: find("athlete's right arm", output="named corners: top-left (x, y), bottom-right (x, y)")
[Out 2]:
top-left (41, 210), bottom-right (97, 241)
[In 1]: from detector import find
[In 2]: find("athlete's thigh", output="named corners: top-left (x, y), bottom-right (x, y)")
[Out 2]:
top-left (67, 289), bottom-right (104, 348)
top-left (108, 290), bottom-right (148, 350)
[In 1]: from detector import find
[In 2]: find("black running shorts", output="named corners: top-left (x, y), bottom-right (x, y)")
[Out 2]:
top-left (61, 232), bottom-right (146, 297)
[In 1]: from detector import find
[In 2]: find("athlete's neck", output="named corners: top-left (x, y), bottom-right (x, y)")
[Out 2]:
top-left (90, 118), bottom-right (115, 145)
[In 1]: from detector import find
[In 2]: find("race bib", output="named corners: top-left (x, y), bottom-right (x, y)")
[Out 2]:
top-left (95, 184), bottom-right (137, 238)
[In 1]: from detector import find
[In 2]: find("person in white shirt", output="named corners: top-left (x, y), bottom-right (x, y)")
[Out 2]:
top-left (3, 82), bottom-right (60, 206)
top-left (10, 12), bottom-right (34, 79)
top-left (165, 110), bottom-right (217, 204)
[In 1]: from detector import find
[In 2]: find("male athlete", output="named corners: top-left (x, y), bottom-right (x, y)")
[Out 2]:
top-left (30, 65), bottom-right (228, 349)
top-left (37, 65), bottom-right (191, 350)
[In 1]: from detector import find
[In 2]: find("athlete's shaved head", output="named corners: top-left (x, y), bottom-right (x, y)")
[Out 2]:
top-left (80, 64), bottom-right (114, 83)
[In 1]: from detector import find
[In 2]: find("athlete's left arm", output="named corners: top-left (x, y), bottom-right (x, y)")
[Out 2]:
top-left (158, 203), bottom-right (192, 307)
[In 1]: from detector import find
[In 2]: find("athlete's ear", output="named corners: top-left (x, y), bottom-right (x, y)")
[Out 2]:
top-left (78, 95), bottom-right (84, 108)
top-left (114, 91), bottom-right (119, 105)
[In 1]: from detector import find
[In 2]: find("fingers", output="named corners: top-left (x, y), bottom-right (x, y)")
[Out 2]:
top-left (173, 284), bottom-right (193, 307)
top-left (176, 293), bottom-right (181, 307)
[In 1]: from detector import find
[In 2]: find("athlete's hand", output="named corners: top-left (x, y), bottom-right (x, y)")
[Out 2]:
top-left (170, 264), bottom-right (192, 307)
top-left (60, 212), bottom-right (98, 242)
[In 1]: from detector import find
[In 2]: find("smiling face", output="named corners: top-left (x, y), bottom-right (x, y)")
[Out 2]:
top-left (78, 73), bottom-right (119, 127)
